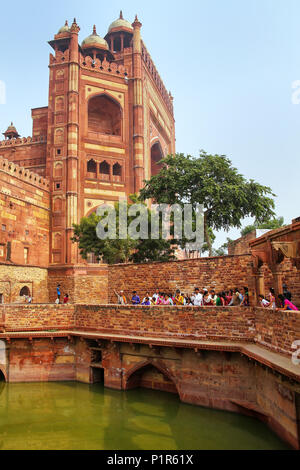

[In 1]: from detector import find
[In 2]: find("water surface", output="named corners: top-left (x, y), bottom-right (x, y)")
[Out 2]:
top-left (0, 382), bottom-right (289, 450)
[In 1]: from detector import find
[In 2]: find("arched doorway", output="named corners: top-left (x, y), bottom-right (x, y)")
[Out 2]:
top-left (151, 142), bottom-right (164, 176)
top-left (0, 369), bottom-right (6, 382)
top-left (19, 286), bottom-right (30, 297)
top-left (125, 361), bottom-right (178, 395)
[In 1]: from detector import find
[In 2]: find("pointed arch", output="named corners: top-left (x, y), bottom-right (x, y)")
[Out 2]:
top-left (88, 94), bottom-right (122, 136)
top-left (124, 359), bottom-right (178, 394)
top-left (0, 368), bottom-right (6, 382)
top-left (151, 141), bottom-right (164, 176)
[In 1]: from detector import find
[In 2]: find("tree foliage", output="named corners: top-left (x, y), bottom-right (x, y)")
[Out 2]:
top-left (139, 151), bottom-right (276, 255)
top-left (240, 216), bottom-right (285, 237)
top-left (71, 198), bottom-right (176, 265)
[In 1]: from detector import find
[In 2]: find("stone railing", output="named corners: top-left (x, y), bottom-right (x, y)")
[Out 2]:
top-left (0, 305), bottom-right (298, 358)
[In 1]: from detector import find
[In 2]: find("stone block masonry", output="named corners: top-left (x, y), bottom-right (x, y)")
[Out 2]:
top-left (108, 254), bottom-right (255, 303)
top-left (0, 304), bottom-right (298, 359)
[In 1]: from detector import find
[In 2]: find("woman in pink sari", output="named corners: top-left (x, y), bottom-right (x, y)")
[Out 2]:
top-left (278, 295), bottom-right (298, 311)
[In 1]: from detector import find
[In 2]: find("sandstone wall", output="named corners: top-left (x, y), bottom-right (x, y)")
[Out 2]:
top-left (0, 265), bottom-right (49, 304)
top-left (0, 304), bottom-right (298, 358)
top-left (0, 156), bottom-right (50, 267)
top-left (108, 255), bottom-right (255, 303)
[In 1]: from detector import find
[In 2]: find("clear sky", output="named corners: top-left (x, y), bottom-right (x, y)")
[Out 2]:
top-left (0, 0), bottom-right (299, 249)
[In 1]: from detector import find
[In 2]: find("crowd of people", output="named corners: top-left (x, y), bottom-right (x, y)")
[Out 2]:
top-left (258, 285), bottom-right (298, 311)
top-left (114, 287), bottom-right (250, 307)
top-left (115, 284), bottom-right (299, 311)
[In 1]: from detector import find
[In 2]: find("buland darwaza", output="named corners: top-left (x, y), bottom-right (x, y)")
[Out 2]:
top-left (0, 12), bottom-right (175, 268)
top-left (0, 11), bottom-right (300, 451)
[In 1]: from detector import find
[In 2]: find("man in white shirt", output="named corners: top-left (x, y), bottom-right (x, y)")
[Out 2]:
top-left (193, 288), bottom-right (203, 307)
top-left (152, 290), bottom-right (159, 303)
top-left (142, 292), bottom-right (152, 304)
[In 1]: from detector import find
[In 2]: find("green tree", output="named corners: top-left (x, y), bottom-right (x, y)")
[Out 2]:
top-left (240, 216), bottom-right (285, 237)
top-left (139, 151), bottom-right (276, 256)
top-left (71, 198), bottom-right (176, 265)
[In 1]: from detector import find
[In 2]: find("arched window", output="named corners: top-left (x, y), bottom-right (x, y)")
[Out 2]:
top-left (151, 142), bottom-right (164, 176)
top-left (87, 159), bottom-right (97, 174)
top-left (113, 163), bottom-right (122, 177)
top-left (20, 286), bottom-right (30, 297)
top-left (99, 161), bottom-right (110, 181)
top-left (88, 95), bottom-right (121, 136)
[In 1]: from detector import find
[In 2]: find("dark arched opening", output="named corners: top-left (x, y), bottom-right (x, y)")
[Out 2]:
top-left (113, 162), bottom-right (122, 179)
top-left (126, 362), bottom-right (178, 395)
top-left (20, 286), bottom-right (30, 297)
top-left (88, 95), bottom-right (121, 136)
top-left (151, 142), bottom-right (164, 176)
top-left (0, 369), bottom-right (5, 382)
top-left (87, 159), bottom-right (97, 175)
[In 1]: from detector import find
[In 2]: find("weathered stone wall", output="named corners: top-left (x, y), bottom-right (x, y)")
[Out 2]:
top-left (108, 255), bottom-right (255, 303)
top-left (0, 265), bottom-right (49, 304)
top-left (75, 305), bottom-right (256, 342)
top-left (0, 304), bottom-right (298, 358)
top-left (0, 156), bottom-right (50, 267)
top-left (47, 266), bottom-right (109, 304)
top-left (1, 304), bottom-right (75, 331)
top-left (254, 306), bottom-right (300, 356)
top-left (7, 337), bottom-right (76, 383)
top-left (228, 230), bottom-right (257, 255)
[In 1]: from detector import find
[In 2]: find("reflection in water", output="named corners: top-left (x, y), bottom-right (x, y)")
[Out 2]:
top-left (0, 382), bottom-right (289, 450)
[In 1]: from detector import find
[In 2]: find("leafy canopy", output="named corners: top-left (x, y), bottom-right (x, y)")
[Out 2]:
top-left (71, 197), bottom-right (176, 265)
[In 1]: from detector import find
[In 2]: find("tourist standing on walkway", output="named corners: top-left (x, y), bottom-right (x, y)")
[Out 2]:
top-left (63, 294), bottom-right (69, 304)
top-left (259, 295), bottom-right (270, 308)
top-left (114, 290), bottom-right (127, 305)
top-left (56, 284), bottom-right (61, 303)
top-left (268, 288), bottom-right (276, 309)
top-left (174, 290), bottom-right (184, 305)
top-left (131, 291), bottom-right (141, 305)
top-left (278, 295), bottom-right (298, 311)
top-left (152, 290), bottom-right (159, 303)
top-left (282, 284), bottom-right (292, 302)
top-left (193, 288), bottom-right (203, 307)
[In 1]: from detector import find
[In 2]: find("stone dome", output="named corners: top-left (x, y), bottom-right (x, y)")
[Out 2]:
top-left (108, 11), bottom-right (133, 33)
top-left (81, 26), bottom-right (109, 50)
top-left (58, 21), bottom-right (70, 34)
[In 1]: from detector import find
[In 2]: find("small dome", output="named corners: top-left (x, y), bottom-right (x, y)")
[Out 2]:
top-left (108, 11), bottom-right (133, 33)
top-left (3, 122), bottom-right (20, 139)
top-left (82, 25), bottom-right (109, 50)
top-left (6, 122), bottom-right (18, 133)
top-left (58, 20), bottom-right (70, 34)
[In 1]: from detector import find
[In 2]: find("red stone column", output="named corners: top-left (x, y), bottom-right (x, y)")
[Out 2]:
top-left (66, 19), bottom-right (80, 264)
top-left (131, 16), bottom-right (145, 193)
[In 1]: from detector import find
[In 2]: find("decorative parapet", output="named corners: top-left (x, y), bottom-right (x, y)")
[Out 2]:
top-left (0, 155), bottom-right (50, 190)
top-left (0, 135), bottom-right (46, 147)
top-left (141, 41), bottom-right (174, 115)
top-left (80, 55), bottom-right (129, 77)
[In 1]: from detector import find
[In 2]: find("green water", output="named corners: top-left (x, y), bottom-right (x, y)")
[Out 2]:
top-left (0, 381), bottom-right (289, 450)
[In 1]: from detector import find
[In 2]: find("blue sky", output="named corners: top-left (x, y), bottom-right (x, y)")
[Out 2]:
top-left (0, 0), bottom-right (299, 249)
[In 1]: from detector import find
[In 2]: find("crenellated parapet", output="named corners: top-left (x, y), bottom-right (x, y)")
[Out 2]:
top-left (0, 155), bottom-right (50, 190)
top-left (141, 41), bottom-right (174, 115)
top-left (49, 50), bottom-right (70, 64)
top-left (0, 135), bottom-right (47, 147)
top-left (80, 55), bottom-right (129, 76)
